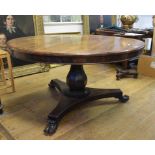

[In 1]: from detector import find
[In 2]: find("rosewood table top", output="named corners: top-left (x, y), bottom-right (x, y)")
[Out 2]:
top-left (8, 35), bottom-right (144, 64)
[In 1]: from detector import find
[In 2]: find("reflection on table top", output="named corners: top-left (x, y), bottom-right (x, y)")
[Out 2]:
top-left (8, 35), bottom-right (144, 56)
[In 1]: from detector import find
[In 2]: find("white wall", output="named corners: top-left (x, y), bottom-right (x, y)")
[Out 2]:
top-left (116, 15), bottom-right (153, 29)
top-left (134, 15), bottom-right (153, 29)
top-left (44, 22), bottom-right (83, 34)
top-left (134, 16), bottom-right (153, 50)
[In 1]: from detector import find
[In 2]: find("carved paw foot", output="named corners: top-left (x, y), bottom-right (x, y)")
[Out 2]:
top-left (119, 95), bottom-right (129, 103)
top-left (44, 119), bottom-right (58, 135)
top-left (48, 80), bottom-right (56, 88)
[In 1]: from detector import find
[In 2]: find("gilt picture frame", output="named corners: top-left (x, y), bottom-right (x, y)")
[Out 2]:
top-left (0, 15), bottom-right (50, 77)
top-left (1, 15), bottom-right (90, 77)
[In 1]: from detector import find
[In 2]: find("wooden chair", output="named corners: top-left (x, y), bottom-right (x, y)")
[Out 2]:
top-left (0, 49), bottom-right (15, 114)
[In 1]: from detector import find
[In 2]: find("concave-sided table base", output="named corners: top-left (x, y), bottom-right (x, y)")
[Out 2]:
top-left (44, 65), bottom-right (129, 135)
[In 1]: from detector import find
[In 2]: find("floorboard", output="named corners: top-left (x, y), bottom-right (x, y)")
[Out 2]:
top-left (0, 64), bottom-right (155, 140)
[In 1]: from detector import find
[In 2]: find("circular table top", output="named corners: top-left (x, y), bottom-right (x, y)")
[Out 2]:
top-left (8, 35), bottom-right (144, 64)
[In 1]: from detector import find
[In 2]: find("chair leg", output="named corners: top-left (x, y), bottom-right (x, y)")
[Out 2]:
top-left (6, 53), bottom-right (15, 92)
top-left (0, 98), bottom-right (3, 114)
top-left (0, 58), bottom-right (7, 85)
top-left (0, 51), bottom-right (15, 115)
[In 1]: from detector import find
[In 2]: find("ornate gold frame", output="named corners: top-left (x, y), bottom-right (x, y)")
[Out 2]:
top-left (12, 15), bottom-right (50, 77)
top-left (82, 15), bottom-right (90, 34)
top-left (111, 15), bottom-right (117, 25)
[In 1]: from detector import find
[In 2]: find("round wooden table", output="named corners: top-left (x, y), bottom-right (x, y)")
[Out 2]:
top-left (8, 35), bottom-right (144, 135)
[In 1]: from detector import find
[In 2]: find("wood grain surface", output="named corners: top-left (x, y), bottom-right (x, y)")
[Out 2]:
top-left (1, 64), bottom-right (155, 140)
top-left (8, 35), bottom-right (144, 64)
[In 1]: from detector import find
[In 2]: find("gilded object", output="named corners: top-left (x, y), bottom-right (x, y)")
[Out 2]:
top-left (120, 15), bottom-right (138, 29)
top-left (82, 15), bottom-right (90, 34)
top-left (33, 16), bottom-right (45, 35)
top-left (5, 16), bottom-right (50, 77)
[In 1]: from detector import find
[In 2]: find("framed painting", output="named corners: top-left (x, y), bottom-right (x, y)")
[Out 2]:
top-left (0, 15), bottom-right (50, 77)
top-left (89, 15), bottom-right (117, 34)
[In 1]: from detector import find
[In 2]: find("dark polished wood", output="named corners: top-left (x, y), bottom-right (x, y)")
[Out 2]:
top-left (95, 29), bottom-right (149, 80)
top-left (45, 77), bottom-right (129, 135)
top-left (96, 28), bottom-right (146, 40)
top-left (8, 35), bottom-right (144, 64)
top-left (116, 66), bottom-right (138, 80)
top-left (96, 28), bottom-right (153, 39)
top-left (8, 35), bottom-right (144, 135)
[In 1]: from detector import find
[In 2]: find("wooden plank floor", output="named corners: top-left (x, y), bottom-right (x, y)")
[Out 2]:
top-left (0, 64), bottom-right (155, 140)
